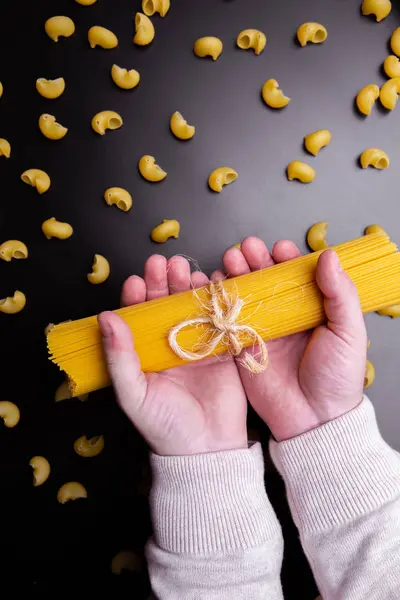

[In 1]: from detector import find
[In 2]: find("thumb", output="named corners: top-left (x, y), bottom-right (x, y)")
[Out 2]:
top-left (316, 250), bottom-right (367, 346)
top-left (98, 311), bottom-right (147, 419)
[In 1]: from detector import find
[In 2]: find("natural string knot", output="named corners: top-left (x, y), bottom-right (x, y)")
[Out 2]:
top-left (168, 281), bottom-right (268, 374)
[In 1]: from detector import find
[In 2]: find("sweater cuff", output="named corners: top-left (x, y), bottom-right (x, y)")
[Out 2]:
top-left (150, 442), bottom-right (281, 554)
top-left (270, 397), bottom-right (400, 535)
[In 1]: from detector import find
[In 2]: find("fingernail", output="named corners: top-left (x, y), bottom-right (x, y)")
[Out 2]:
top-left (333, 252), bottom-right (343, 272)
top-left (98, 313), bottom-right (114, 338)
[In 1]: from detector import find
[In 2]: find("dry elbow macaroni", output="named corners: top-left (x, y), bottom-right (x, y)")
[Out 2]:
top-left (92, 111), bottom-right (123, 135)
top-left (304, 130), bottom-right (331, 156)
top-left (111, 551), bottom-right (142, 575)
top-left (57, 482), bottom-right (88, 504)
top-left (29, 456), bottom-right (51, 486)
top-left (0, 291), bottom-right (26, 314)
top-left (0, 401), bottom-right (20, 427)
top-left (361, 0), bottom-right (392, 22)
top-left (111, 65), bottom-right (140, 89)
top-left (0, 81), bottom-right (3, 97)
top-left (134, 13), bottom-right (155, 45)
top-left (104, 187), bottom-right (132, 211)
top-left (287, 161), bottom-right (315, 183)
top-left (139, 155), bottom-right (167, 181)
top-left (45, 16), bottom-right (75, 42)
top-left (88, 26), bottom-right (118, 49)
top-left (0, 139), bottom-right (11, 158)
top-left (21, 169), bottom-right (51, 194)
top-left (356, 84), bottom-right (380, 115)
top-left (142, 0), bottom-right (170, 17)
top-left (0, 240), bottom-right (28, 262)
top-left (42, 217), bottom-right (73, 240)
top-left (384, 56), bottom-right (400, 78)
top-left (307, 222), bottom-right (329, 251)
top-left (75, 0), bottom-right (97, 5)
top-left (193, 37), bottom-right (223, 60)
top-left (391, 27), bottom-right (400, 56)
top-left (36, 77), bottom-right (65, 99)
top-left (151, 219), bottom-right (180, 243)
top-left (360, 148), bottom-right (389, 169)
top-left (208, 166), bottom-right (238, 192)
top-left (87, 254), bottom-right (110, 284)
top-left (170, 111), bottom-right (195, 140)
top-left (380, 77), bottom-right (400, 109)
top-left (297, 22), bottom-right (327, 46)
top-left (262, 79), bottom-right (290, 108)
top-left (74, 435), bottom-right (105, 457)
top-left (39, 114), bottom-right (68, 140)
top-left (364, 359), bottom-right (375, 388)
top-left (365, 224), bottom-right (387, 235)
top-left (236, 29), bottom-right (266, 55)
top-left (377, 305), bottom-right (400, 318)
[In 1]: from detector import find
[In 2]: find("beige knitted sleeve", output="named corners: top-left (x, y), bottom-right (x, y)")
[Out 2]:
top-left (270, 397), bottom-right (400, 600)
top-left (147, 443), bottom-right (284, 600)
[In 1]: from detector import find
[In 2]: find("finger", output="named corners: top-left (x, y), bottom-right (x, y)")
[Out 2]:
top-left (98, 311), bottom-right (147, 418)
top-left (272, 240), bottom-right (302, 263)
top-left (144, 255), bottom-right (169, 301)
top-left (210, 269), bottom-right (226, 282)
top-left (121, 275), bottom-right (146, 307)
top-left (222, 247), bottom-right (251, 277)
top-left (191, 271), bottom-right (209, 288)
top-left (316, 250), bottom-right (367, 346)
top-left (167, 255), bottom-right (191, 294)
top-left (241, 236), bottom-right (274, 270)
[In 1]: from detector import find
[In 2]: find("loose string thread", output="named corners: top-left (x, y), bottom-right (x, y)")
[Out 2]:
top-left (168, 281), bottom-right (269, 373)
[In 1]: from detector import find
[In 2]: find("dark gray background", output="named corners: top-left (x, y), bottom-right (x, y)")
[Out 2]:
top-left (0, 0), bottom-right (399, 596)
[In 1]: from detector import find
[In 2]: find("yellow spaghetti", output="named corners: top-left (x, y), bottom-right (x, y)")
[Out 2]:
top-left (48, 233), bottom-right (400, 396)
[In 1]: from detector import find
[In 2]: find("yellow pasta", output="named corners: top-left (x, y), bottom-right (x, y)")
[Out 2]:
top-left (111, 65), bottom-right (140, 90)
top-left (92, 111), bottom-right (123, 135)
top-left (0, 240), bottom-right (28, 262)
top-left (142, 0), bottom-right (170, 17)
top-left (42, 218), bottom-right (73, 240)
top-left (287, 161), bottom-right (315, 183)
top-left (151, 219), bottom-right (180, 243)
top-left (356, 84), bottom-right (379, 115)
top-left (39, 114), bottom-right (68, 140)
top-left (297, 22), bottom-right (327, 46)
top-left (365, 224), bottom-right (387, 235)
top-left (364, 359), bottom-right (375, 388)
top-left (304, 130), bottom-right (331, 156)
top-left (380, 77), bottom-right (400, 110)
top-left (236, 29), bottom-right (266, 55)
top-left (139, 155), bottom-right (167, 182)
top-left (208, 167), bottom-right (238, 192)
top-left (361, 0), bottom-right (392, 22)
top-left (377, 304), bottom-right (400, 317)
top-left (21, 169), bottom-right (51, 194)
top-left (0, 291), bottom-right (26, 314)
top-left (57, 482), bottom-right (87, 504)
top-left (30, 456), bottom-right (50, 486)
top-left (47, 233), bottom-right (400, 397)
top-left (111, 551), bottom-right (142, 575)
top-left (76, 0), bottom-right (97, 4)
top-left (87, 254), bottom-right (110, 284)
top-left (170, 112), bottom-right (195, 140)
top-left (0, 139), bottom-right (11, 158)
top-left (45, 16), bottom-right (75, 42)
top-left (134, 13), bottom-right (155, 45)
top-left (391, 27), bottom-right (400, 56)
top-left (74, 435), bottom-right (104, 457)
top-left (88, 26), bottom-right (118, 49)
top-left (193, 37), bottom-right (223, 60)
top-left (104, 187), bottom-right (132, 212)
top-left (36, 78), bottom-right (65, 99)
top-left (360, 148), bottom-right (389, 169)
top-left (307, 222), bottom-right (328, 251)
top-left (0, 401), bottom-right (20, 427)
top-left (383, 56), bottom-right (400, 78)
top-left (261, 79), bottom-right (290, 108)
top-left (0, 82), bottom-right (3, 98)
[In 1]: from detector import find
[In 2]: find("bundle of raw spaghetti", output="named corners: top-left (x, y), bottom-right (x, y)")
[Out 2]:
top-left (47, 233), bottom-right (400, 396)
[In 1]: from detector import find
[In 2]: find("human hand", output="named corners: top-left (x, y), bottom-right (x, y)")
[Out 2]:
top-left (212, 237), bottom-right (367, 442)
top-left (98, 255), bottom-right (247, 456)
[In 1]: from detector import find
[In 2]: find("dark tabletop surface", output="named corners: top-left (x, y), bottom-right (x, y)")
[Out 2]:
top-left (0, 0), bottom-right (399, 596)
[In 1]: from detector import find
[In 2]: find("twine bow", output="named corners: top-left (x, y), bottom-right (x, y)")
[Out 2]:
top-left (168, 281), bottom-right (268, 373)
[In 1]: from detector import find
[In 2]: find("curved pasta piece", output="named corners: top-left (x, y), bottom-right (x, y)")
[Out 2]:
top-left (30, 456), bottom-right (51, 486)
top-left (111, 551), bottom-right (142, 575)
top-left (138, 155), bottom-right (167, 181)
top-left (0, 81), bottom-right (3, 98)
top-left (0, 138), bottom-right (11, 158)
top-left (42, 217), bottom-right (73, 240)
top-left (391, 27), bottom-right (400, 56)
top-left (0, 240), bottom-right (28, 262)
top-left (39, 114), bottom-right (68, 140)
top-left (261, 79), bottom-right (290, 108)
top-left (364, 359), bottom-right (375, 388)
top-left (45, 16), bottom-right (75, 42)
top-left (134, 13), bottom-right (155, 45)
top-left (151, 219), bottom-right (180, 243)
top-left (87, 254), bottom-right (110, 284)
top-left (236, 29), bottom-right (266, 55)
top-left (307, 222), bottom-right (329, 251)
top-left (361, 0), bottom-right (392, 22)
top-left (92, 111), bottom-right (123, 135)
top-left (380, 77), bottom-right (400, 109)
top-left (142, 0), bottom-right (170, 17)
top-left (365, 224), bottom-right (387, 235)
top-left (74, 435), bottom-right (105, 457)
top-left (208, 166), bottom-right (238, 192)
top-left (360, 148), bottom-right (389, 169)
top-left (21, 169), bottom-right (51, 194)
top-left (36, 77), bottom-right (65, 99)
top-left (383, 56), bottom-right (400, 78)
top-left (287, 161), bottom-right (315, 183)
top-left (75, 0), bottom-right (97, 5)
top-left (88, 26), bottom-right (118, 49)
top-left (304, 129), bottom-right (331, 156)
top-left (356, 84), bottom-right (380, 115)
top-left (377, 305), bottom-right (400, 318)
top-left (0, 291), bottom-right (26, 314)
top-left (297, 22), bottom-right (327, 46)
top-left (0, 401), bottom-right (20, 427)
top-left (193, 37), bottom-right (223, 60)
top-left (111, 64), bottom-right (140, 90)
top-left (170, 111), bottom-right (195, 140)
top-left (104, 187), bottom-right (132, 211)
top-left (57, 482), bottom-right (87, 504)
